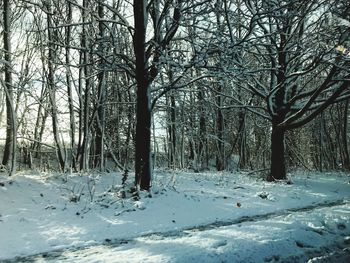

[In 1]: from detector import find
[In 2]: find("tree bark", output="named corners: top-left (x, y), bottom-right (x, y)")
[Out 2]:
top-left (79, 0), bottom-right (91, 171)
top-left (133, 0), bottom-right (152, 190)
top-left (268, 123), bottom-right (286, 181)
top-left (342, 100), bottom-right (350, 170)
top-left (94, 1), bottom-right (107, 170)
top-left (65, 1), bottom-right (76, 171)
top-left (32, 84), bottom-right (48, 159)
top-left (198, 86), bottom-right (207, 170)
top-left (216, 85), bottom-right (225, 171)
top-left (2, 0), bottom-right (16, 175)
top-left (46, 1), bottom-right (65, 171)
top-left (168, 93), bottom-right (177, 168)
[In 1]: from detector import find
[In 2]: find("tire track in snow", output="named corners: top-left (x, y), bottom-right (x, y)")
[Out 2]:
top-left (2, 198), bottom-right (349, 262)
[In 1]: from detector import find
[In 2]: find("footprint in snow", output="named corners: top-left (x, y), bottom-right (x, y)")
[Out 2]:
top-left (212, 240), bottom-right (227, 249)
top-left (337, 223), bottom-right (346, 230)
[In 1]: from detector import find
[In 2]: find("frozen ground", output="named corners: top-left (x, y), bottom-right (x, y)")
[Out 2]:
top-left (0, 169), bottom-right (349, 262)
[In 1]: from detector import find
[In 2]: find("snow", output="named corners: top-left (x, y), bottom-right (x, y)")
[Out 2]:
top-left (0, 170), bottom-right (349, 262)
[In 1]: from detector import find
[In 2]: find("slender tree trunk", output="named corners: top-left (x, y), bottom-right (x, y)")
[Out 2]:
top-left (167, 93), bottom-right (177, 169)
top-left (2, 0), bottom-right (16, 175)
top-left (180, 95), bottom-right (186, 168)
top-left (80, 67), bottom-right (90, 170)
top-left (32, 86), bottom-right (48, 159)
top-left (170, 94), bottom-right (176, 168)
top-left (198, 87), bottom-right (207, 170)
top-left (342, 100), bottom-right (350, 170)
top-left (65, 1), bottom-right (76, 171)
top-left (76, 49), bottom-right (84, 164)
top-left (216, 84), bottom-right (225, 171)
top-left (94, 1), bottom-right (107, 170)
top-left (0, 90), bottom-right (4, 125)
top-left (80, 0), bottom-right (91, 170)
top-left (94, 79), bottom-right (106, 170)
top-left (163, 68), bottom-right (177, 168)
top-left (46, 1), bottom-right (65, 171)
top-left (214, 0), bottom-right (224, 171)
top-left (133, 0), bottom-right (151, 190)
top-left (123, 91), bottom-right (133, 168)
top-left (319, 115), bottom-right (324, 171)
top-left (237, 108), bottom-right (247, 169)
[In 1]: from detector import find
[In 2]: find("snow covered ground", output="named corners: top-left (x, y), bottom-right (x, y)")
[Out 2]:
top-left (0, 170), bottom-right (349, 262)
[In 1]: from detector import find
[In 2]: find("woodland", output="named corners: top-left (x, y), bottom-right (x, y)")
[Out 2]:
top-left (1, 1), bottom-right (350, 261)
top-left (0, 0), bottom-right (350, 190)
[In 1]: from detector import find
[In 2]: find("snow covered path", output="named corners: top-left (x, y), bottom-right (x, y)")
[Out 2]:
top-left (1, 170), bottom-right (350, 262)
top-left (3, 199), bottom-right (350, 262)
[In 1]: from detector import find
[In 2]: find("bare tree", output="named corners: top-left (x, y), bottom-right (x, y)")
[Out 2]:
top-left (133, 0), bottom-right (184, 190)
top-left (65, 0), bottom-right (77, 171)
top-left (93, 0), bottom-right (107, 170)
top-left (2, 0), bottom-right (16, 175)
top-left (44, 0), bottom-right (66, 171)
top-left (232, 0), bottom-right (350, 180)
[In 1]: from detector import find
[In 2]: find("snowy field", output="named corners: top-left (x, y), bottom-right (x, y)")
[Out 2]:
top-left (0, 170), bottom-right (349, 262)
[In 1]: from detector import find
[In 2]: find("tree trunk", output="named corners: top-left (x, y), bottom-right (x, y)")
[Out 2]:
top-left (216, 86), bottom-right (225, 171)
top-left (125, 92), bottom-right (133, 167)
top-left (168, 93), bottom-right (176, 168)
top-left (237, 109), bottom-right (247, 169)
top-left (76, 44), bottom-right (84, 165)
top-left (198, 87), bottom-right (207, 170)
top-left (268, 124), bottom-right (286, 181)
top-left (342, 99), bottom-right (350, 170)
top-left (65, 1), bottom-right (76, 171)
top-left (46, 1), bottom-right (65, 171)
top-left (133, 0), bottom-right (151, 190)
top-left (80, 79), bottom-right (90, 171)
top-left (79, 0), bottom-right (91, 171)
top-left (134, 92), bottom-right (152, 190)
top-left (32, 89), bottom-right (48, 159)
top-left (2, 0), bottom-right (16, 175)
top-left (94, 1), bottom-right (107, 170)
top-left (318, 115), bottom-right (324, 171)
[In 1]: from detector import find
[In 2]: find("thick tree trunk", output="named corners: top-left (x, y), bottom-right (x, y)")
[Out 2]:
top-left (134, 94), bottom-right (152, 190)
top-left (268, 124), bottom-right (286, 181)
top-left (134, 0), bottom-right (151, 190)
